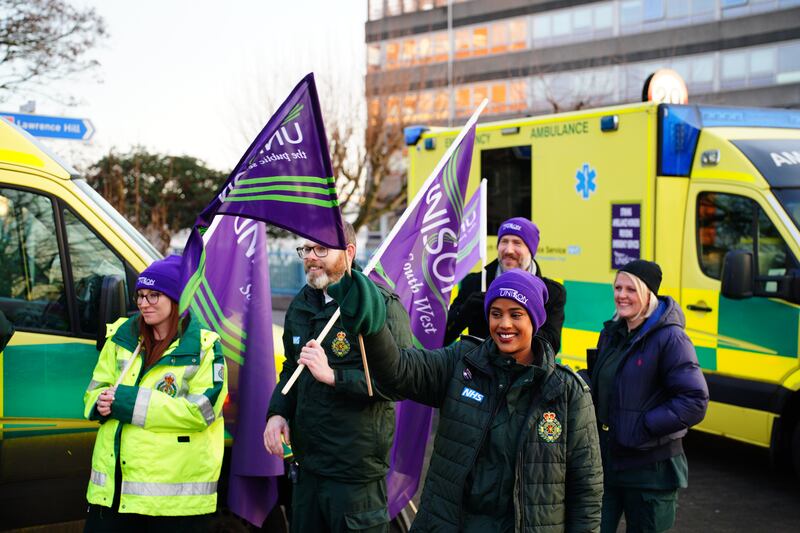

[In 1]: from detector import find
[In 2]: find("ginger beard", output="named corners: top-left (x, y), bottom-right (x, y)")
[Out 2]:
top-left (305, 248), bottom-right (349, 290)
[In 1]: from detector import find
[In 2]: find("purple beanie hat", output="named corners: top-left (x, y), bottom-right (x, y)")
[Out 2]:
top-left (136, 255), bottom-right (183, 303)
top-left (484, 269), bottom-right (549, 331)
top-left (497, 217), bottom-right (540, 257)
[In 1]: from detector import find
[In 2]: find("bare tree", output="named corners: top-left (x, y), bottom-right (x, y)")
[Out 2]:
top-left (0, 0), bottom-right (107, 101)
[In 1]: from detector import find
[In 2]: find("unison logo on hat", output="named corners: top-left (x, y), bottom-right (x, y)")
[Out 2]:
top-left (502, 223), bottom-right (522, 231)
top-left (498, 288), bottom-right (528, 305)
top-left (138, 276), bottom-right (156, 286)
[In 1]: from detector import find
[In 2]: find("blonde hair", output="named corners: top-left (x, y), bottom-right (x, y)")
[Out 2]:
top-left (613, 271), bottom-right (659, 323)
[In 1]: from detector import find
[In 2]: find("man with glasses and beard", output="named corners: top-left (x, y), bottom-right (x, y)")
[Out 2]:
top-left (264, 222), bottom-right (412, 533)
top-left (443, 217), bottom-right (566, 353)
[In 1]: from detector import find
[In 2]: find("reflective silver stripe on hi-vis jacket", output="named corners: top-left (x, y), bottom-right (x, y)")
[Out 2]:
top-left (122, 480), bottom-right (218, 496)
top-left (187, 394), bottom-right (216, 426)
top-left (131, 388), bottom-right (152, 427)
top-left (86, 379), bottom-right (106, 393)
top-left (90, 469), bottom-right (107, 487)
top-left (178, 365), bottom-right (200, 398)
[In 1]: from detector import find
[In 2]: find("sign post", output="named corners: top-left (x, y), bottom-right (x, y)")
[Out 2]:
top-left (0, 112), bottom-right (94, 141)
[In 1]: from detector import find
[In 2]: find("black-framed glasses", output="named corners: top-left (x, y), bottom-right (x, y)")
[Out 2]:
top-left (136, 292), bottom-right (162, 305)
top-left (296, 245), bottom-right (329, 259)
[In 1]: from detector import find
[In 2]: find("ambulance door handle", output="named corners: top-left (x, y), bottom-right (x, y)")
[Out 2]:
top-left (687, 303), bottom-right (713, 313)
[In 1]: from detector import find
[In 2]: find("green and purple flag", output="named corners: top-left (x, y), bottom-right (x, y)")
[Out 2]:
top-left (368, 103), bottom-right (484, 518)
top-left (187, 216), bottom-right (281, 526)
top-left (178, 73), bottom-right (346, 526)
top-left (181, 73), bottom-right (346, 314)
top-left (453, 182), bottom-right (485, 285)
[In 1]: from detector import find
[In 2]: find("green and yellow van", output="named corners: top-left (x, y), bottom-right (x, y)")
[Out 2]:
top-left (0, 119), bottom-right (288, 529)
top-left (407, 102), bottom-right (800, 475)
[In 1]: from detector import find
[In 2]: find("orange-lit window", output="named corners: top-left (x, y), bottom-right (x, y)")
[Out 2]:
top-left (456, 87), bottom-right (470, 112)
top-left (368, 98), bottom-right (381, 125)
top-left (473, 27), bottom-right (488, 55)
top-left (403, 0), bottom-right (417, 13)
top-left (434, 90), bottom-right (449, 119)
top-left (455, 29), bottom-right (471, 59)
top-left (509, 80), bottom-right (527, 111)
top-left (401, 39), bottom-right (416, 64)
top-left (417, 36), bottom-right (432, 62)
top-left (490, 22), bottom-right (509, 54)
top-left (418, 92), bottom-right (434, 120)
top-left (509, 19), bottom-right (527, 50)
top-left (403, 94), bottom-right (418, 120)
top-left (386, 42), bottom-right (399, 68)
top-left (386, 95), bottom-right (401, 125)
top-left (432, 33), bottom-right (449, 62)
top-left (472, 85), bottom-right (488, 107)
top-left (490, 83), bottom-right (507, 113)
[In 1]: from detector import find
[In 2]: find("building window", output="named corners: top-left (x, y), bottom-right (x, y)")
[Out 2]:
top-left (620, 0), bottom-right (643, 27)
top-left (777, 42), bottom-right (800, 83)
top-left (369, 0), bottom-right (384, 21)
top-left (643, 0), bottom-right (665, 21)
top-left (386, 0), bottom-right (402, 17)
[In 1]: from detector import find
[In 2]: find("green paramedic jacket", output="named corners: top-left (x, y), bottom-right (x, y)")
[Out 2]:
top-left (268, 283), bottom-right (413, 481)
top-left (83, 313), bottom-right (227, 516)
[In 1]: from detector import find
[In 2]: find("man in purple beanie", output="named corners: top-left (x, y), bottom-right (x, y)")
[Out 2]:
top-left (444, 217), bottom-right (566, 352)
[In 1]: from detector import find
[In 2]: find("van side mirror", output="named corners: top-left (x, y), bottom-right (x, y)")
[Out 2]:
top-left (721, 250), bottom-right (754, 299)
top-left (96, 275), bottom-right (126, 351)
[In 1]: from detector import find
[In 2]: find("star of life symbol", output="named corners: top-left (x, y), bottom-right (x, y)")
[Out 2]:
top-left (575, 163), bottom-right (597, 199)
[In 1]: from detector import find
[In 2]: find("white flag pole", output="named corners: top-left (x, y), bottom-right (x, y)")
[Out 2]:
top-left (363, 98), bottom-right (488, 276)
top-left (479, 178), bottom-right (488, 292)
top-left (282, 99), bottom-right (488, 396)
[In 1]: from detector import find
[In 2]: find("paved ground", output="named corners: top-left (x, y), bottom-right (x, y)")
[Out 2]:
top-left (670, 431), bottom-right (800, 532)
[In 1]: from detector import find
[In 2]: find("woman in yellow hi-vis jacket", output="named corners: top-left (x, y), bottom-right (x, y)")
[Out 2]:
top-left (83, 256), bottom-right (227, 532)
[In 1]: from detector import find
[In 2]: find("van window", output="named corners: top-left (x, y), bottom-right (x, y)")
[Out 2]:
top-left (0, 188), bottom-right (68, 331)
top-left (63, 209), bottom-right (128, 335)
top-left (481, 146), bottom-right (531, 234)
top-left (697, 191), bottom-right (797, 295)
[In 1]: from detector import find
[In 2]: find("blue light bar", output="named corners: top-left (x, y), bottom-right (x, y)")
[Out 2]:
top-left (659, 105), bottom-right (701, 176)
top-left (658, 104), bottom-right (800, 176)
top-left (404, 125), bottom-right (429, 146)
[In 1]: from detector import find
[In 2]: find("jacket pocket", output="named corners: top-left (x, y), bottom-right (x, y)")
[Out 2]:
top-left (344, 507), bottom-right (389, 530)
top-left (614, 408), bottom-right (654, 450)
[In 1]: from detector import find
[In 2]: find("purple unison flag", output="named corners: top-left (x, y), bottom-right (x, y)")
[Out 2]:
top-left (453, 187), bottom-right (482, 285)
top-left (369, 123), bottom-right (477, 518)
top-left (186, 216), bottom-right (282, 526)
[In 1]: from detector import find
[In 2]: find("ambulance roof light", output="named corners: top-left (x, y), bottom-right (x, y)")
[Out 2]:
top-left (404, 125), bottom-right (429, 146)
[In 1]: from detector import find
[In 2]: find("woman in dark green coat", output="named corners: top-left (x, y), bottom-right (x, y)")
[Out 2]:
top-left (301, 269), bottom-right (603, 532)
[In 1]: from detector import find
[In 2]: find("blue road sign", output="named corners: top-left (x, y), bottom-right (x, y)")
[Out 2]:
top-left (0, 112), bottom-right (94, 141)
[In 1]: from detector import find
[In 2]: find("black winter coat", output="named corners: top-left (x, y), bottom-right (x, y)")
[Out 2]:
top-left (444, 259), bottom-right (566, 352)
top-left (590, 296), bottom-right (709, 471)
top-left (363, 327), bottom-right (603, 532)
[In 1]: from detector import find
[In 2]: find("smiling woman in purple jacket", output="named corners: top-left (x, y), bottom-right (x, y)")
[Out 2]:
top-left (589, 260), bottom-right (709, 533)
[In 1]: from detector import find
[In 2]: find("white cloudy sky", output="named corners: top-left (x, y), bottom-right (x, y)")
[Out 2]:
top-left (3, 0), bottom-right (367, 172)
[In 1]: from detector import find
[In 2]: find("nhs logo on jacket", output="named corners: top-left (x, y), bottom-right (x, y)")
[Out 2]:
top-left (461, 386), bottom-right (484, 403)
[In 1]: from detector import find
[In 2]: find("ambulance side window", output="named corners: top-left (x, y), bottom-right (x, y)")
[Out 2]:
top-left (62, 208), bottom-right (128, 336)
top-left (0, 188), bottom-right (69, 331)
top-left (481, 145), bottom-right (531, 234)
top-left (697, 192), bottom-right (797, 294)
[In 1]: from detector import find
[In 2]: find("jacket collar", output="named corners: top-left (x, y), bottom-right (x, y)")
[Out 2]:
top-left (465, 336), bottom-right (555, 382)
top-left (111, 312), bottom-right (202, 356)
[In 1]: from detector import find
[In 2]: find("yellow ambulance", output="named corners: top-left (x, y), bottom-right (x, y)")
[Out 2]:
top-left (407, 102), bottom-right (800, 474)
top-left (0, 120), bottom-right (289, 529)
top-left (0, 119), bottom-right (161, 527)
